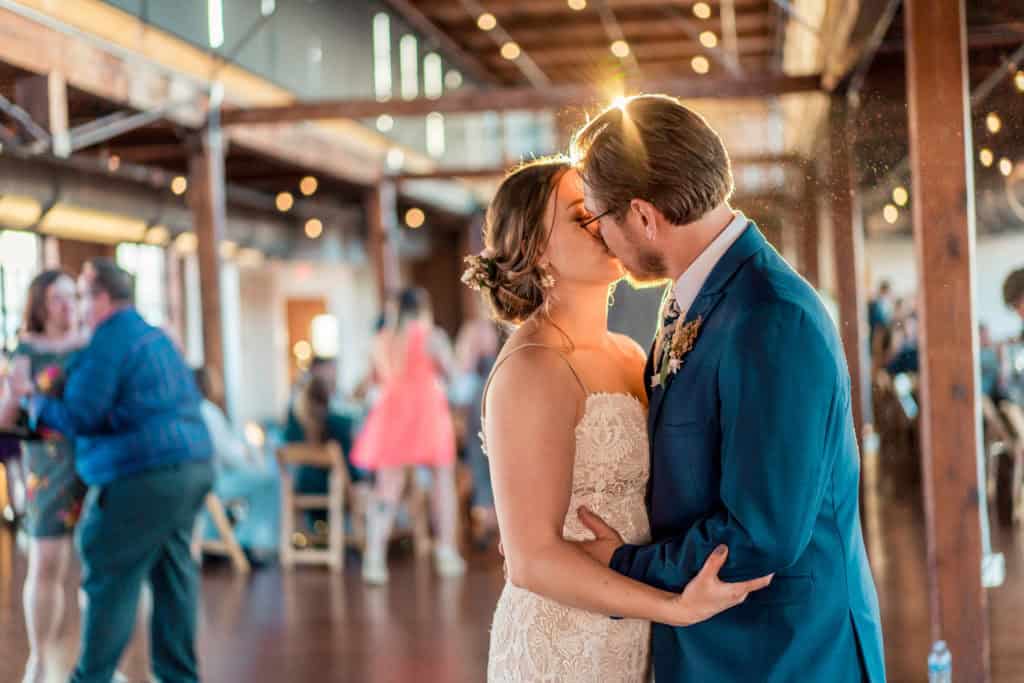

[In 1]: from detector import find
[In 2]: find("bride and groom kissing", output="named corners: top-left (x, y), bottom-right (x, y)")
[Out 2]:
top-left (462, 95), bottom-right (886, 682)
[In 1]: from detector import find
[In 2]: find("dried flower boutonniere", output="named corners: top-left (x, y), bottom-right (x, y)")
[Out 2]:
top-left (651, 316), bottom-right (703, 389)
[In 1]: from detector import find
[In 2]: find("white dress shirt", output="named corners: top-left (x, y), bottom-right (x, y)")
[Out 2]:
top-left (673, 211), bottom-right (750, 318)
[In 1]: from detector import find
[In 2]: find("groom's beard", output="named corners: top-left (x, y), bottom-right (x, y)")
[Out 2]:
top-left (620, 244), bottom-right (670, 285)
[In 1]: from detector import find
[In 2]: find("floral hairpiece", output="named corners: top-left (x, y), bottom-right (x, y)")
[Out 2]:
top-left (461, 249), bottom-right (499, 292)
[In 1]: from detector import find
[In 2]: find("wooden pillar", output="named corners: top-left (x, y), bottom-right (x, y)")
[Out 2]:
top-left (904, 0), bottom-right (989, 679)
top-left (188, 125), bottom-right (227, 398)
top-left (14, 73), bottom-right (69, 157)
top-left (828, 100), bottom-right (871, 439)
top-left (799, 168), bottom-right (821, 289)
top-left (365, 180), bottom-right (401, 304)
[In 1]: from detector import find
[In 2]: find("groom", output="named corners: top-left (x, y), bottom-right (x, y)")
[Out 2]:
top-left (571, 95), bottom-right (886, 682)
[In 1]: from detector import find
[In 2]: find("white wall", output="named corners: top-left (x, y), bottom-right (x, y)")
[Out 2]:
top-left (235, 261), bottom-right (379, 425)
top-left (865, 232), bottom-right (1024, 341)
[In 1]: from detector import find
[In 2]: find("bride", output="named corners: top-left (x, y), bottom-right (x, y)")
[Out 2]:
top-left (463, 157), bottom-right (772, 682)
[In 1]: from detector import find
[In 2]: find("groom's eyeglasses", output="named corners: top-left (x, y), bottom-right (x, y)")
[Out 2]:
top-left (580, 209), bottom-right (613, 234)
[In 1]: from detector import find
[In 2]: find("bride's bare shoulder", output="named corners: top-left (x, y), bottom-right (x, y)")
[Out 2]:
top-left (487, 335), bottom-right (582, 416)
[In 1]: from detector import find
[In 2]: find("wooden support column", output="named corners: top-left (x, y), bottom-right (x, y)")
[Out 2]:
top-left (189, 124), bottom-right (228, 401)
top-left (828, 100), bottom-right (871, 440)
top-left (904, 0), bottom-right (989, 679)
top-left (14, 72), bottom-right (69, 157)
top-left (799, 168), bottom-right (821, 289)
top-left (365, 181), bottom-right (401, 304)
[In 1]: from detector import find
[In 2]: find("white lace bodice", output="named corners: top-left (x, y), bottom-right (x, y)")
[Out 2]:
top-left (488, 393), bottom-right (652, 682)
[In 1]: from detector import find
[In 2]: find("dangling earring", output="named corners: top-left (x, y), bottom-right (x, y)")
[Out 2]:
top-left (538, 262), bottom-right (557, 290)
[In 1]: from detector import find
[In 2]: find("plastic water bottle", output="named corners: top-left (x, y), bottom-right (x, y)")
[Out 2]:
top-left (928, 641), bottom-right (952, 683)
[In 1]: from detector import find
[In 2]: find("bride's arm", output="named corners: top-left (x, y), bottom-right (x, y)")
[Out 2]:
top-left (486, 349), bottom-right (769, 626)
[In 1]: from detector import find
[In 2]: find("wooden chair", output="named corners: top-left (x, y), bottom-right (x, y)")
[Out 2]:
top-left (278, 441), bottom-right (349, 572)
top-left (193, 493), bottom-right (251, 574)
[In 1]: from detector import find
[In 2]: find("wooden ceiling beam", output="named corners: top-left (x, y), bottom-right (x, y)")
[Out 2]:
top-left (478, 36), bottom-right (778, 67)
top-left (457, 14), bottom-right (777, 48)
top-left (222, 73), bottom-right (821, 125)
top-left (104, 143), bottom-right (186, 164)
top-left (421, 0), bottom-right (767, 22)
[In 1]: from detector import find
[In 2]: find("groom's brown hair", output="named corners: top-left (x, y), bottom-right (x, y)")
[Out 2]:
top-left (572, 94), bottom-right (733, 225)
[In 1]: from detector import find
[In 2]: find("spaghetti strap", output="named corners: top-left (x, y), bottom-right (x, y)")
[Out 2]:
top-left (480, 343), bottom-right (588, 423)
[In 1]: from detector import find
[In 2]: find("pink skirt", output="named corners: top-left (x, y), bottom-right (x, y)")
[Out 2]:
top-left (350, 377), bottom-right (456, 470)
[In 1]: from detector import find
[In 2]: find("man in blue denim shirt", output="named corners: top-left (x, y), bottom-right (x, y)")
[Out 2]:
top-left (24, 259), bottom-right (214, 683)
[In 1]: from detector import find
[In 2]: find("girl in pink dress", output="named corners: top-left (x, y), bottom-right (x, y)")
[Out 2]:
top-left (352, 288), bottom-right (466, 583)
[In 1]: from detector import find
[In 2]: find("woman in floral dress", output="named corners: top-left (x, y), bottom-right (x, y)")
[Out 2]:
top-left (1, 269), bottom-right (87, 682)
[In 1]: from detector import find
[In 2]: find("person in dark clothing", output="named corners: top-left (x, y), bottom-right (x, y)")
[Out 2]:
top-left (17, 259), bottom-right (213, 683)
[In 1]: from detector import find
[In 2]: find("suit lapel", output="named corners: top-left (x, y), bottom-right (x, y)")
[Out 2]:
top-left (648, 291), bottom-right (726, 431)
top-left (647, 222), bottom-right (769, 435)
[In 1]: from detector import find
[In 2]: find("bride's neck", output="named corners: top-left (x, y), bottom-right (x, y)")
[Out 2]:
top-left (538, 281), bottom-right (611, 348)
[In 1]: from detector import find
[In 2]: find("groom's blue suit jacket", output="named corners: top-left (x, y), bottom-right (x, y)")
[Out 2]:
top-left (611, 224), bottom-right (886, 682)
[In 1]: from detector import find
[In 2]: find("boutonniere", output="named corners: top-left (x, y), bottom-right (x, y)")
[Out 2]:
top-left (651, 316), bottom-right (703, 389)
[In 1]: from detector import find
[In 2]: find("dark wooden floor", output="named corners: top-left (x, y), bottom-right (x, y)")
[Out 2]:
top-left (1, 454), bottom-right (1022, 682)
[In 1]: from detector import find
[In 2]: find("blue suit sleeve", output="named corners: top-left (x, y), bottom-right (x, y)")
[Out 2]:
top-left (610, 302), bottom-right (840, 589)
top-left (36, 339), bottom-right (121, 438)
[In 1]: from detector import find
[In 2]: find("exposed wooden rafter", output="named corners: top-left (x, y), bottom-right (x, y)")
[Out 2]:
top-left (222, 74), bottom-right (822, 125)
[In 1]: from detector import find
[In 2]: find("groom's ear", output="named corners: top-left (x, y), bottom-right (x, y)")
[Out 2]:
top-left (631, 199), bottom-right (659, 241)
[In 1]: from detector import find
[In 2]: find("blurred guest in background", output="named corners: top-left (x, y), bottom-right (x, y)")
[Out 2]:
top-left (0, 270), bottom-right (89, 683)
top-left (454, 315), bottom-right (501, 549)
top-left (352, 287), bottom-right (465, 584)
top-left (868, 280), bottom-right (894, 355)
top-left (195, 366), bottom-right (279, 558)
top-left (284, 356), bottom-right (367, 535)
top-left (14, 259), bottom-right (213, 683)
top-left (1005, 268), bottom-right (1024, 336)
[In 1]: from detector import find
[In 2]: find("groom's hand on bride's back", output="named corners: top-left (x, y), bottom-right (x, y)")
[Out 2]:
top-left (668, 546), bottom-right (773, 627)
top-left (576, 506), bottom-right (626, 565)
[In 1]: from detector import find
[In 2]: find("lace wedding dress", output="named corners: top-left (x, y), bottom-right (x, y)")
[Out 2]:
top-left (487, 392), bottom-right (652, 682)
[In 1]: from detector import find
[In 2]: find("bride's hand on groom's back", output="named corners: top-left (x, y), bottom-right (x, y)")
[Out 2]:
top-left (667, 546), bottom-right (773, 627)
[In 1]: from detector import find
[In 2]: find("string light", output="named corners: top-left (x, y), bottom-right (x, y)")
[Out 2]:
top-left (699, 31), bottom-right (718, 48)
top-left (883, 204), bottom-right (899, 225)
top-left (170, 176), bottom-right (188, 195)
top-left (299, 176), bottom-right (318, 196)
top-left (693, 2), bottom-right (712, 19)
top-left (568, 0), bottom-right (587, 9)
top-left (610, 40), bottom-right (630, 58)
top-left (276, 192), bottom-right (294, 212)
top-left (892, 186), bottom-right (909, 207)
top-left (445, 70), bottom-right (463, 89)
top-left (999, 158), bottom-right (1013, 176)
top-left (477, 13), bottom-right (497, 31)
top-left (691, 56), bottom-right (710, 75)
top-left (501, 42), bottom-right (521, 60)
top-left (305, 218), bottom-right (323, 239)
top-left (107, 155), bottom-right (121, 172)
top-left (376, 114), bottom-right (394, 132)
top-left (980, 148), bottom-right (994, 167)
top-left (986, 112), bottom-right (1002, 134)
top-left (1015, 70), bottom-right (1024, 93)
top-left (405, 207), bottom-right (425, 229)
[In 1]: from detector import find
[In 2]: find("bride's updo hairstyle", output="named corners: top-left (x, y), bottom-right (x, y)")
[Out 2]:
top-left (462, 156), bottom-right (571, 325)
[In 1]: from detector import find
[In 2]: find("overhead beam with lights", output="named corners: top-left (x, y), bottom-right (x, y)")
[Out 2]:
top-left (222, 74), bottom-right (822, 125)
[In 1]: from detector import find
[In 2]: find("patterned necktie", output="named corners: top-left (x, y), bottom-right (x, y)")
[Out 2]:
top-left (653, 288), bottom-right (682, 370)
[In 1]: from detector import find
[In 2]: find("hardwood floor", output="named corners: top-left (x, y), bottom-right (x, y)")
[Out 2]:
top-left (0, 455), bottom-right (1022, 682)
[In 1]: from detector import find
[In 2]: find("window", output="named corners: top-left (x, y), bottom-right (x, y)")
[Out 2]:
top-left (207, 0), bottom-right (224, 49)
top-left (0, 231), bottom-right (41, 352)
top-left (373, 13), bottom-right (392, 102)
top-left (424, 52), bottom-right (443, 99)
top-left (116, 243), bottom-right (166, 327)
top-left (426, 112), bottom-right (446, 158)
top-left (400, 35), bottom-right (419, 100)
